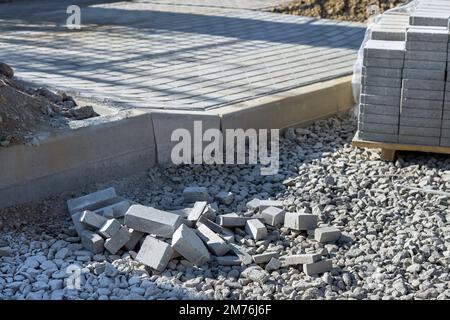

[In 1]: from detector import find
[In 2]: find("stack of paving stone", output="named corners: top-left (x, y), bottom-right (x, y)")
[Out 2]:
top-left (67, 187), bottom-right (342, 276)
top-left (358, 0), bottom-right (450, 147)
top-left (399, 26), bottom-right (448, 146)
top-left (358, 39), bottom-right (405, 143)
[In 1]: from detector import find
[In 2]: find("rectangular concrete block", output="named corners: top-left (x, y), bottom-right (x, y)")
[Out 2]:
top-left (172, 224), bottom-right (210, 266)
top-left (406, 40), bottom-right (448, 52)
top-left (402, 68), bottom-right (446, 81)
top-left (196, 223), bottom-right (229, 256)
top-left (410, 14), bottom-right (450, 27)
top-left (361, 85), bottom-right (401, 97)
top-left (402, 97), bottom-right (443, 110)
top-left (261, 206), bottom-right (285, 226)
top-left (362, 66), bottom-right (402, 78)
top-left (252, 252), bottom-right (280, 264)
top-left (399, 116), bottom-right (442, 128)
top-left (403, 59), bottom-right (446, 70)
top-left (245, 219), bottom-right (267, 241)
top-left (303, 259), bottom-right (333, 276)
top-left (218, 213), bottom-right (246, 227)
top-left (363, 40), bottom-right (405, 60)
top-left (183, 187), bottom-right (209, 203)
top-left (440, 137), bottom-right (450, 146)
top-left (371, 27), bottom-right (406, 41)
top-left (400, 107), bottom-right (442, 119)
top-left (284, 212), bottom-right (317, 231)
top-left (363, 57), bottom-right (404, 68)
top-left (280, 254), bottom-right (321, 267)
top-left (359, 104), bottom-right (399, 116)
top-left (442, 109), bottom-right (450, 120)
top-left (67, 187), bottom-right (118, 215)
top-left (360, 94), bottom-right (401, 106)
top-left (398, 135), bottom-right (440, 146)
top-left (186, 201), bottom-right (207, 227)
top-left (246, 198), bottom-right (260, 211)
top-left (136, 236), bottom-right (173, 272)
top-left (403, 79), bottom-right (445, 91)
top-left (314, 227), bottom-right (342, 243)
top-left (94, 199), bottom-right (132, 219)
top-left (442, 119), bottom-right (450, 128)
top-left (400, 126), bottom-right (441, 137)
top-left (358, 122), bottom-right (398, 135)
top-left (151, 111), bottom-right (221, 165)
top-left (359, 113), bottom-right (399, 126)
top-left (215, 191), bottom-right (235, 205)
top-left (124, 229), bottom-right (145, 251)
top-left (441, 128), bottom-right (450, 137)
top-left (98, 219), bottom-right (122, 238)
top-left (216, 255), bottom-right (241, 266)
top-left (72, 211), bottom-right (89, 236)
top-left (358, 131), bottom-right (398, 143)
top-left (259, 200), bottom-right (283, 211)
top-left (361, 76), bottom-right (401, 88)
top-left (80, 210), bottom-right (108, 230)
top-left (402, 88), bottom-right (444, 101)
top-left (80, 230), bottom-right (104, 254)
top-left (104, 226), bottom-right (132, 254)
top-left (197, 216), bottom-right (235, 243)
top-left (406, 26), bottom-right (449, 42)
top-left (124, 204), bottom-right (182, 238)
top-left (405, 50), bottom-right (447, 62)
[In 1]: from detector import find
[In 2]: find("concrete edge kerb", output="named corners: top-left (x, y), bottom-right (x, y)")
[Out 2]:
top-left (0, 76), bottom-right (354, 209)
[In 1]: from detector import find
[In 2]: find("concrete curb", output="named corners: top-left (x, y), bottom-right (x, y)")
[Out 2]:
top-left (0, 111), bottom-right (156, 209)
top-left (0, 76), bottom-right (354, 209)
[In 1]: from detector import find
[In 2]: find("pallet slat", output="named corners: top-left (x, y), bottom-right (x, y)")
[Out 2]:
top-left (352, 131), bottom-right (450, 161)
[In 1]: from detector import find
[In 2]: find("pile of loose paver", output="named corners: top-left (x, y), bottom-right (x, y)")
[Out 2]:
top-left (67, 187), bottom-right (341, 277)
top-left (358, 0), bottom-right (450, 146)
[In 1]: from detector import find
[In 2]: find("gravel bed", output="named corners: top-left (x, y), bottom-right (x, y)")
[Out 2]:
top-left (2, 111), bottom-right (450, 300)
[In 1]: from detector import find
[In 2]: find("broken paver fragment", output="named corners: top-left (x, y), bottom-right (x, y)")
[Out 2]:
top-left (228, 243), bottom-right (252, 265)
top-left (80, 230), bottom-right (104, 254)
top-left (197, 216), bottom-right (235, 243)
top-left (71, 211), bottom-right (88, 236)
top-left (186, 201), bottom-right (207, 227)
top-left (241, 266), bottom-right (269, 284)
top-left (314, 226), bottom-right (341, 243)
top-left (280, 254), bottom-right (321, 267)
top-left (245, 219), bottom-right (267, 241)
top-left (80, 210), bottom-right (107, 229)
top-left (303, 259), bottom-right (332, 276)
top-left (67, 187), bottom-right (119, 215)
top-left (261, 206), bottom-right (285, 226)
top-left (215, 191), bottom-right (234, 205)
top-left (252, 252), bottom-right (279, 264)
top-left (183, 187), bottom-right (208, 203)
top-left (0, 246), bottom-right (14, 257)
top-left (136, 236), bottom-right (173, 272)
top-left (98, 219), bottom-right (122, 238)
top-left (172, 224), bottom-right (210, 266)
top-left (284, 212), bottom-right (317, 231)
top-left (104, 226), bottom-right (131, 255)
top-left (216, 255), bottom-right (241, 266)
top-left (196, 223), bottom-right (229, 256)
top-left (124, 204), bottom-right (182, 238)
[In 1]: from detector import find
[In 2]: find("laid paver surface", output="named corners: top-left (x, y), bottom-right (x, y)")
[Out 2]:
top-left (0, 0), bottom-right (365, 111)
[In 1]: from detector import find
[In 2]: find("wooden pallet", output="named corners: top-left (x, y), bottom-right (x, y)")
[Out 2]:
top-left (352, 131), bottom-right (450, 161)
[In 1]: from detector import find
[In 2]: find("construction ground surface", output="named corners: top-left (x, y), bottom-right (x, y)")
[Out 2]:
top-left (5, 0), bottom-right (449, 302)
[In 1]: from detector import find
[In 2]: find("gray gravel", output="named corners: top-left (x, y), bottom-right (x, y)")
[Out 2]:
top-left (2, 111), bottom-right (450, 300)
